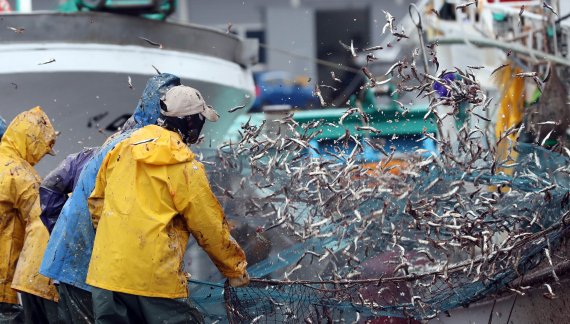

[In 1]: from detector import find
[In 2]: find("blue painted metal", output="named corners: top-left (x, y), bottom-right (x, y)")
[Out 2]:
top-left (250, 71), bottom-right (320, 112)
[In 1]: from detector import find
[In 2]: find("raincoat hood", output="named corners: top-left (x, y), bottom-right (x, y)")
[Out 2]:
top-left (0, 116), bottom-right (6, 139)
top-left (130, 125), bottom-right (194, 165)
top-left (0, 107), bottom-right (56, 166)
top-left (123, 73), bottom-right (181, 131)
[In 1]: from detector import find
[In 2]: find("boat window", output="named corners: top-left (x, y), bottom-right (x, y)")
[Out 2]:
top-left (246, 29), bottom-right (266, 64)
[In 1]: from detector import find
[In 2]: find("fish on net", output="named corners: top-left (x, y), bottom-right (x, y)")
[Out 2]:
top-left (190, 137), bottom-right (570, 322)
top-left (187, 43), bottom-right (570, 321)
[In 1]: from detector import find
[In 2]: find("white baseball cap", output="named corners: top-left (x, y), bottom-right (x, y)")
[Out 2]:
top-left (161, 85), bottom-right (220, 122)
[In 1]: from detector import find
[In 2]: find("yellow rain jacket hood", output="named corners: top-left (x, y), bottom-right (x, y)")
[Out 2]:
top-left (0, 107), bottom-right (58, 303)
top-left (87, 125), bottom-right (247, 298)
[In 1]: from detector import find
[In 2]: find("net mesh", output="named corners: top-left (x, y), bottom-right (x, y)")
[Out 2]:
top-left (223, 217), bottom-right (569, 322)
top-left (187, 139), bottom-right (570, 322)
top-left (183, 53), bottom-right (570, 320)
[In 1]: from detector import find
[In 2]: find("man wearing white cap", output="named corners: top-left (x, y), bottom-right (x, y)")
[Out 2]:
top-left (87, 85), bottom-right (249, 323)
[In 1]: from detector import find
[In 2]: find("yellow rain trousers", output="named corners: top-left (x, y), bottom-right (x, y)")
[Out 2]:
top-left (0, 107), bottom-right (58, 304)
top-left (87, 125), bottom-right (247, 298)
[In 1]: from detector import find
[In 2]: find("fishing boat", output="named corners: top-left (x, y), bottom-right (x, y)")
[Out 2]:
top-left (0, 10), bottom-right (257, 175)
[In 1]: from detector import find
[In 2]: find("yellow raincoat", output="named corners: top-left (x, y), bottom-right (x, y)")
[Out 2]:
top-left (87, 125), bottom-right (247, 298)
top-left (0, 107), bottom-right (58, 304)
top-left (494, 65), bottom-right (525, 177)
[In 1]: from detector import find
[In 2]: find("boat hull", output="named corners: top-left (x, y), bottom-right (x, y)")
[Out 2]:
top-left (0, 71), bottom-right (252, 175)
top-left (0, 12), bottom-right (256, 175)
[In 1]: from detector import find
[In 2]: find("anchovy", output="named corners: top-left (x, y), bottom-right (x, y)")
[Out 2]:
top-left (131, 137), bottom-right (158, 145)
top-left (228, 104), bottom-right (247, 113)
top-left (456, 0), bottom-right (478, 10)
top-left (138, 36), bottom-right (163, 49)
top-left (543, 1), bottom-right (558, 16)
top-left (38, 58), bottom-right (56, 65)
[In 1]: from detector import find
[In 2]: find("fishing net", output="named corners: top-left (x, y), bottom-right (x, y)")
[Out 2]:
top-left (184, 36), bottom-right (569, 320)
top-left (187, 134), bottom-right (570, 322)
top-left (223, 219), bottom-right (569, 322)
top-left (224, 279), bottom-right (374, 323)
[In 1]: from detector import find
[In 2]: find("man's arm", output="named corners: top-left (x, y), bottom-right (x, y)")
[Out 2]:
top-left (15, 174), bottom-right (42, 226)
top-left (39, 152), bottom-right (78, 233)
top-left (87, 151), bottom-right (111, 230)
top-left (174, 163), bottom-right (248, 282)
top-left (40, 148), bottom-right (95, 233)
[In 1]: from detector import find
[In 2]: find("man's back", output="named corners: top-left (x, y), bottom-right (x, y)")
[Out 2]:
top-left (0, 152), bottom-right (33, 305)
top-left (87, 125), bottom-right (246, 298)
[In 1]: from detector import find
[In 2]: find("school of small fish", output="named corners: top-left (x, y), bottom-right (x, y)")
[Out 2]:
top-left (209, 5), bottom-right (570, 319)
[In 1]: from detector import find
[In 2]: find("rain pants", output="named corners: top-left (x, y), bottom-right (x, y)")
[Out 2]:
top-left (0, 115), bottom-right (6, 139)
top-left (0, 302), bottom-right (23, 323)
top-left (56, 282), bottom-right (93, 324)
top-left (39, 74), bottom-right (181, 292)
top-left (87, 125), bottom-right (247, 298)
top-left (91, 287), bottom-right (203, 324)
top-left (20, 292), bottom-right (58, 324)
top-left (0, 107), bottom-right (58, 304)
top-left (39, 147), bottom-right (96, 234)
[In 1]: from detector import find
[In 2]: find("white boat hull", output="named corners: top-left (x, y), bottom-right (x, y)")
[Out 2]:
top-left (0, 12), bottom-right (256, 175)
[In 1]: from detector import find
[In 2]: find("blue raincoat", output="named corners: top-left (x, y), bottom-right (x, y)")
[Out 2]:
top-left (39, 147), bottom-right (97, 233)
top-left (0, 116), bottom-right (6, 139)
top-left (40, 73), bottom-right (181, 291)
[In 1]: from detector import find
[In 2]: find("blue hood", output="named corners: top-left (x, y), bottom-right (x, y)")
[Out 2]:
top-left (123, 73), bottom-right (181, 130)
top-left (0, 116), bottom-right (6, 139)
top-left (40, 73), bottom-right (181, 291)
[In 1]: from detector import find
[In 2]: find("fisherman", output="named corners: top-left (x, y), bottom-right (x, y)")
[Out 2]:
top-left (39, 74), bottom-right (182, 324)
top-left (87, 85), bottom-right (249, 323)
top-left (0, 107), bottom-right (58, 324)
top-left (0, 116), bottom-right (22, 324)
top-left (38, 147), bottom-right (96, 323)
